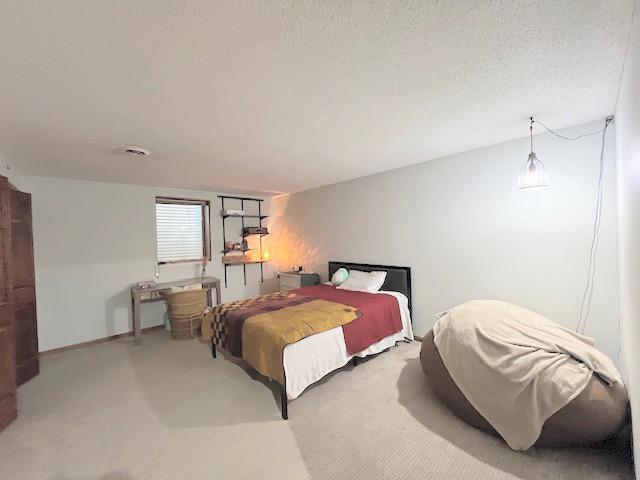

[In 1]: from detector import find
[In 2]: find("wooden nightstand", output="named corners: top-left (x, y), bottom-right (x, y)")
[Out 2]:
top-left (278, 272), bottom-right (320, 291)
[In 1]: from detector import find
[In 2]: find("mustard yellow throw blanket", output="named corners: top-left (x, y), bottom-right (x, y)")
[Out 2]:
top-left (211, 291), bottom-right (359, 385)
top-left (243, 299), bottom-right (357, 384)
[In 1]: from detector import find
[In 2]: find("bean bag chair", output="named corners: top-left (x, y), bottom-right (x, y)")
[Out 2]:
top-left (420, 300), bottom-right (629, 449)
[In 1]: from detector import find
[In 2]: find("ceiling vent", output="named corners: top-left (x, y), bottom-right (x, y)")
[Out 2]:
top-left (122, 146), bottom-right (151, 156)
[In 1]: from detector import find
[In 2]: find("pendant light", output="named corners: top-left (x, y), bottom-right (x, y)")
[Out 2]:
top-left (518, 117), bottom-right (548, 190)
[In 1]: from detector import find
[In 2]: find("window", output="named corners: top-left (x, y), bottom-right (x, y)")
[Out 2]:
top-left (155, 197), bottom-right (210, 264)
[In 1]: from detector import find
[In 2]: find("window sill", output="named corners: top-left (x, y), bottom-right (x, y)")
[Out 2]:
top-left (158, 258), bottom-right (211, 266)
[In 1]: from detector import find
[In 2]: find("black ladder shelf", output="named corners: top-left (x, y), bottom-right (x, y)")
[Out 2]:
top-left (219, 195), bottom-right (269, 288)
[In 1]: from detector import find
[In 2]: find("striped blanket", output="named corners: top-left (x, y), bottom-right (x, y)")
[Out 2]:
top-left (211, 291), bottom-right (359, 384)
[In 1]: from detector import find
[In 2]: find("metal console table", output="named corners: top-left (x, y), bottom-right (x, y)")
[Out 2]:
top-left (130, 276), bottom-right (221, 344)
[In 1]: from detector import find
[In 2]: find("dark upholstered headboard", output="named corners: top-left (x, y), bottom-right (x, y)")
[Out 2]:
top-left (328, 261), bottom-right (412, 315)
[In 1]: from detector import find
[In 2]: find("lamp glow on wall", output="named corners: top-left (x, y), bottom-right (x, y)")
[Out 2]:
top-left (518, 117), bottom-right (549, 190)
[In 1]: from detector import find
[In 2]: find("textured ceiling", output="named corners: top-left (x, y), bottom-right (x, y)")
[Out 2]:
top-left (0, 1), bottom-right (634, 194)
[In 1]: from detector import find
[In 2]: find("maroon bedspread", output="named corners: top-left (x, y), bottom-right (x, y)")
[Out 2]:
top-left (221, 293), bottom-right (314, 357)
top-left (293, 284), bottom-right (403, 354)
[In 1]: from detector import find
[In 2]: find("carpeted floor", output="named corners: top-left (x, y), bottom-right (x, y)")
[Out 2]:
top-left (0, 331), bottom-right (633, 480)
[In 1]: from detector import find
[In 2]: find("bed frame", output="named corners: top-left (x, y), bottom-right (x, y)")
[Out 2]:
top-left (211, 261), bottom-right (412, 420)
top-left (328, 261), bottom-right (412, 315)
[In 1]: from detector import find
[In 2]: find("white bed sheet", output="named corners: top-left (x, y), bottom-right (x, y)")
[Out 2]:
top-left (282, 290), bottom-right (414, 400)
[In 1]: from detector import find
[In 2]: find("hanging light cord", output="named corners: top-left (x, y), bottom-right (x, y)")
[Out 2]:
top-left (529, 117), bottom-right (534, 152)
top-left (530, 116), bottom-right (613, 334)
top-left (533, 119), bottom-right (607, 141)
top-left (573, 116), bottom-right (613, 334)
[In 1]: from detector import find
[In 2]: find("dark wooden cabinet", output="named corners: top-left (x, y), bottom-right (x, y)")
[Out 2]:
top-left (0, 176), bottom-right (17, 431)
top-left (0, 175), bottom-right (38, 433)
top-left (10, 189), bottom-right (38, 385)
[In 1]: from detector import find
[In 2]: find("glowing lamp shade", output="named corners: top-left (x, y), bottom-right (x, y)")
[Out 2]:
top-left (519, 117), bottom-right (549, 190)
top-left (518, 152), bottom-right (548, 190)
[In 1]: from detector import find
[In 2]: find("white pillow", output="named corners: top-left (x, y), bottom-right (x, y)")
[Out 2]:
top-left (331, 267), bottom-right (349, 285)
top-left (337, 270), bottom-right (387, 293)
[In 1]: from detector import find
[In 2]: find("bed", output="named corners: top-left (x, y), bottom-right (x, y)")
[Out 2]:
top-left (210, 261), bottom-right (413, 419)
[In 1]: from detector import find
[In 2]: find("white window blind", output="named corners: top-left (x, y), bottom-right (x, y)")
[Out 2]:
top-left (156, 201), bottom-right (206, 263)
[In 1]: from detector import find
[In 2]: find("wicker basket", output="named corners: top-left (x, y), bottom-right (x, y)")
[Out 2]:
top-left (163, 289), bottom-right (208, 340)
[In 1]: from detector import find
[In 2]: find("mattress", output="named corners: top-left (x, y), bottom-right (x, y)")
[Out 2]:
top-left (283, 290), bottom-right (413, 400)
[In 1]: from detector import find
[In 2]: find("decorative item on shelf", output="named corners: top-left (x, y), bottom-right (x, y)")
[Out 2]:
top-left (222, 254), bottom-right (248, 265)
top-left (137, 280), bottom-right (157, 289)
top-left (243, 226), bottom-right (269, 236)
top-left (222, 208), bottom-right (245, 217)
top-left (224, 239), bottom-right (248, 252)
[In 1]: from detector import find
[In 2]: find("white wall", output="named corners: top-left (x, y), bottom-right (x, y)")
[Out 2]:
top-left (615, 4), bottom-right (640, 477)
top-left (8, 175), bottom-right (275, 351)
top-left (270, 122), bottom-right (620, 360)
top-left (4, 119), bottom-right (621, 364)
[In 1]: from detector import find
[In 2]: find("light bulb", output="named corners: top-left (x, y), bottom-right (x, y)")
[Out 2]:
top-left (518, 152), bottom-right (548, 190)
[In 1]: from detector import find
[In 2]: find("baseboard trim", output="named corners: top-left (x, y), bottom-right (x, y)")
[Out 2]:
top-left (39, 325), bottom-right (166, 357)
top-left (42, 327), bottom-right (421, 356)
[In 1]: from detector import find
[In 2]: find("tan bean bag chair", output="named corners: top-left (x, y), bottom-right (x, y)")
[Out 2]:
top-left (421, 330), bottom-right (629, 447)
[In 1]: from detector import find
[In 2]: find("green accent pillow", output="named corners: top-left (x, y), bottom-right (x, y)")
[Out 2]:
top-left (331, 267), bottom-right (349, 285)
